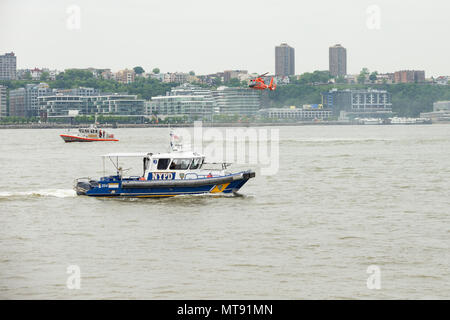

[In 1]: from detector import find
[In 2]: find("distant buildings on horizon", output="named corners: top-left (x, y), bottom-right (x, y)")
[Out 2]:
top-left (321, 88), bottom-right (393, 120)
top-left (0, 49), bottom-right (448, 120)
top-left (0, 85), bottom-right (7, 118)
top-left (420, 100), bottom-right (450, 122)
top-left (329, 44), bottom-right (347, 78)
top-left (0, 52), bottom-right (17, 80)
top-left (275, 43), bottom-right (295, 77)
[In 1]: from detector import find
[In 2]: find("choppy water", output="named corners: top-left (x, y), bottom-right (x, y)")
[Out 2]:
top-left (0, 125), bottom-right (449, 299)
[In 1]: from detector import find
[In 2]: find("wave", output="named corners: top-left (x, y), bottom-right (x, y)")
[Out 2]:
top-left (0, 189), bottom-right (76, 198)
top-left (283, 138), bottom-right (393, 144)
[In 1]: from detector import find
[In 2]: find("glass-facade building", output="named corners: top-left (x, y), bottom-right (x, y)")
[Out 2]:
top-left (38, 94), bottom-right (145, 116)
top-left (211, 87), bottom-right (261, 115)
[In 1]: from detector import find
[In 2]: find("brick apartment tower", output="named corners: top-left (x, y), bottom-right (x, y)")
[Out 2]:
top-left (329, 44), bottom-right (347, 78)
top-left (275, 43), bottom-right (295, 77)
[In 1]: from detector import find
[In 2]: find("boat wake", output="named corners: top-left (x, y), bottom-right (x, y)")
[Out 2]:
top-left (0, 189), bottom-right (76, 199)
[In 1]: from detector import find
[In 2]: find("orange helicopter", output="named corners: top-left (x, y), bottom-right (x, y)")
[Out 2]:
top-left (248, 72), bottom-right (276, 91)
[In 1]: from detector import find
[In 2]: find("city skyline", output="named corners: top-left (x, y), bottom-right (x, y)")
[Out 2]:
top-left (1, 0), bottom-right (449, 77)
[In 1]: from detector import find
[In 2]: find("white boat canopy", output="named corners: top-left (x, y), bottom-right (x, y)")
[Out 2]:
top-left (101, 153), bottom-right (151, 158)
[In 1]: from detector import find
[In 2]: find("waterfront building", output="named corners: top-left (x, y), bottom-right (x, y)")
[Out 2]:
top-left (38, 94), bottom-right (145, 117)
top-left (147, 84), bottom-right (215, 119)
top-left (321, 88), bottom-right (392, 118)
top-left (115, 69), bottom-right (135, 84)
top-left (9, 88), bottom-right (27, 117)
top-left (9, 83), bottom-right (53, 117)
top-left (167, 83), bottom-right (212, 97)
top-left (149, 84), bottom-right (261, 117)
top-left (419, 111), bottom-right (450, 122)
top-left (433, 100), bottom-right (450, 111)
top-left (0, 85), bottom-right (7, 118)
top-left (329, 44), bottom-right (347, 78)
top-left (211, 86), bottom-right (261, 115)
top-left (148, 96), bottom-right (214, 119)
top-left (259, 107), bottom-right (332, 121)
top-left (420, 100), bottom-right (450, 121)
top-left (275, 43), bottom-right (295, 77)
top-left (394, 70), bottom-right (425, 83)
top-left (55, 87), bottom-right (99, 96)
top-left (0, 52), bottom-right (17, 80)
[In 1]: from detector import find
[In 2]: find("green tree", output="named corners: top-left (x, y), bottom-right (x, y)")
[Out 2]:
top-left (152, 68), bottom-right (160, 74)
top-left (189, 70), bottom-right (195, 76)
top-left (24, 71), bottom-right (32, 81)
top-left (133, 66), bottom-right (145, 75)
top-left (335, 76), bottom-right (346, 84)
top-left (226, 78), bottom-right (241, 87)
top-left (369, 71), bottom-right (378, 82)
top-left (293, 70), bottom-right (332, 85)
top-left (358, 68), bottom-right (370, 84)
top-left (40, 71), bottom-right (50, 81)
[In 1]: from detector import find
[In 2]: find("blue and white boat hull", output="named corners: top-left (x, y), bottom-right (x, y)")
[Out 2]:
top-left (75, 171), bottom-right (255, 198)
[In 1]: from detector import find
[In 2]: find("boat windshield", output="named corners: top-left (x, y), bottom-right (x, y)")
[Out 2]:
top-left (190, 158), bottom-right (202, 170)
top-left (169, 158), bottom-right (191, 170)
top-left (156, 158), bottom-right (170, 170)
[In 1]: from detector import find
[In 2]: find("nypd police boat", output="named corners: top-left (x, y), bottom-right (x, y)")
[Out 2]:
top-left (74, 133), bottom-right (255, 198)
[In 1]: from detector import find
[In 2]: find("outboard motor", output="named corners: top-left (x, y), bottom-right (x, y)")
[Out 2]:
top-left (74, 178), bottom-right (98, 195)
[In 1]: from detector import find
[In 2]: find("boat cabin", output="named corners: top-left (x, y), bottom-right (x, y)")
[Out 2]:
top-left (79, 128), bottom-right (99, 134)
top-left (101, 151), bottom-right (227, 182)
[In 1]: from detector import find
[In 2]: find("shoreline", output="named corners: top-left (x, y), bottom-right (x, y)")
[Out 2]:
top-left (0, 121), bottom-right (445, 129)
top-left (0, 122), bottom-right (349, 129)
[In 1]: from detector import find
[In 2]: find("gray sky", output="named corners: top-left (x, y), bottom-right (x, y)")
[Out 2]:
top-left (1, 0), bottom-right (449, 76)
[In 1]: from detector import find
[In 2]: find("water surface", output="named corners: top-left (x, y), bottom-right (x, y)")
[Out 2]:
top-left (0, 125), bottom-right (449, 299)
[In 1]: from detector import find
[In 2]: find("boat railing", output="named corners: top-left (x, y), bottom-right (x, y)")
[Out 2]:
top-left (184, 172), bottom-right (208, 179)
top-left (184, 170), bottom-right (231, 180)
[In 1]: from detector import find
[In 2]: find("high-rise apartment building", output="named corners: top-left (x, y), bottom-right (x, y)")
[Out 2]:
top-left (0, 52), bottom-right (17, 80)
top-left (0, 85), bottom-right (7, 118)
top-left (275, 43), bottom-right (295, 77)
top-left (329, 44), bottom-right (347, 78)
